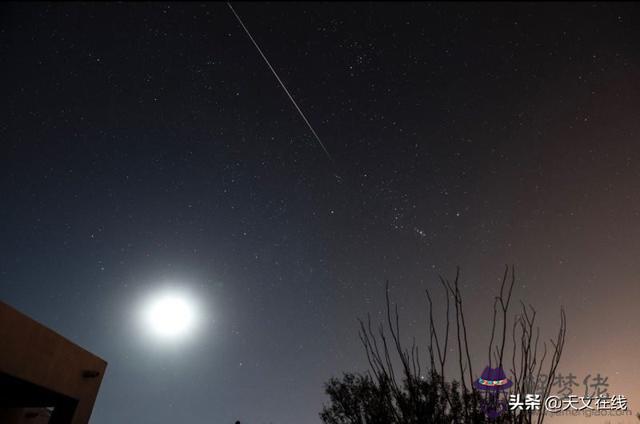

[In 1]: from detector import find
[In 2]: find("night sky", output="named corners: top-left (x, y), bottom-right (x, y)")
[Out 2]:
top-left (2, 2), bottom-right (640, 423)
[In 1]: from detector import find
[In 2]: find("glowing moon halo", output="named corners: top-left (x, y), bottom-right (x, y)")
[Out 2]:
top-left (141, 290), bottom-right (199, 342)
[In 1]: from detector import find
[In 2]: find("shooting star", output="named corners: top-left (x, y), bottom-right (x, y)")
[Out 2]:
top-left (227, 2), bottom-right (335, 165)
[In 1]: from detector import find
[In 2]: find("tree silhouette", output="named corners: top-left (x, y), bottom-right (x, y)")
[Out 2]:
top-left (320, 267), bottom-right (566, 424)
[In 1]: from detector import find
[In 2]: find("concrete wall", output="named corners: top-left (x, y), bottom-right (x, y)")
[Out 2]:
top-left (0, 408), bottom-right (52, 424)
top-left (0, 302), bottom-right (107, 424)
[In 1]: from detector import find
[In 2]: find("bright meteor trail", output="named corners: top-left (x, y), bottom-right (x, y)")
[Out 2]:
top-left (227, 2), bottom-right (335, 164)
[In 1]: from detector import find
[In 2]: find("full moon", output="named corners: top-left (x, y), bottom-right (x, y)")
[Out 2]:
top-left (140, 290), bottom-right (200, 342)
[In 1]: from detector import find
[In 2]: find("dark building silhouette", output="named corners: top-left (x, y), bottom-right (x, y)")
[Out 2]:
top-left (0, 301), bottom-right (107, 424)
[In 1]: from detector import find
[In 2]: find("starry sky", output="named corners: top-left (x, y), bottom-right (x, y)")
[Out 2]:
top-left (2, 2), bottom-right (640, 423)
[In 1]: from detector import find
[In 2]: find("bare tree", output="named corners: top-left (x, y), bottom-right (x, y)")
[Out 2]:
top-left (321, 266), bottom-right (567, 424)
top-left (493, 268), bottom-right (567, 424)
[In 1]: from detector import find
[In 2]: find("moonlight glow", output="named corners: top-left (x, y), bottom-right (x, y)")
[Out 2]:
top-left (141, 290), bottom-right (200, 342)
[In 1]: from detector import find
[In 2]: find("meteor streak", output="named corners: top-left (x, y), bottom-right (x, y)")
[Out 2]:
top-left (227, 2), bottom-right (335, 164)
